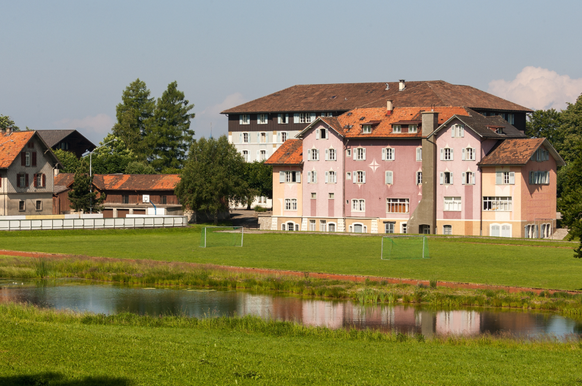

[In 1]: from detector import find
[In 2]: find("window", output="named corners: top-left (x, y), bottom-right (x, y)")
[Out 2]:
top-left (260, 132), bottom-right (267, 143)
top-left (241, 133), bottom-right (249, 143)
top-left (59, 142), bottom-right (69, 150)
top-left (311, 192), bottom-right (317, 199)
top-left (385, 171), bottom-right (393, 185)
top-left (401, 223), bottom-right (407, 234)
top-left (451, 124), bottom-right (464, 138)
top-left (508, 114), bottom-right (515, 125)
top-left (416, 171), bottom-right (422, 185)
top-left (319, 220), bottom-right (327, 232)
top-left (444, 197), bottom-right (462, 211)
top-left (21, 151), bottom-right (35, 167)
top-left (462, 171), bottom-right (475, 185)
top-left (278, 114), bottom-right (289, 124)
top-left (533, 148), bottom-right (549, 162)
top-left (462, 147), bottom-right (476, 161)
top-left (387, 198), bottom-right (409, 213)
top-left (260, 150), bottom-right (267, 161)
top-left (354, 147), bottom-right (366, 161)
top-left (307, 148), bottom-right (319, 161)
top-left (354, 171), bottom-right (366, 183)
top-left (346, 172), bottom-right (351, 180)
top-left (284, 198), bottom-right (297, 211)
top-left (382, 147), bottom-right (395, 161)
top-left (385, 222), bottom-right (395, 234)
top-left (307, 170), bottom-right (317, 183)
top-left (318, 128), bottom-right (327, 139)
top-left (352, 199), bottom-right (365, 212)
top-left (328, 223), bottom-right (336, 232)
top-left (441, 147), bottom-right (453, 161)
top-left (350, 223), bottom-right (367, 233)
top-left (280, 171), bottom-right (301, 183)
top-left (329, 193), bottom-right (335, 199)
top-left (33, 173), bottom-right (45, 188)
top-left (258, 114), bottom-right (268, 124)
top-left (362, 124), bottom-right (372, 134)
top-left (491, 223), bottom-right (511, 237)
top-left (161, 195), bottom-right (167, 204)
top-left (242, 150), bottom-right (249, 162)
top-left (19, 200), bottom-right (25, 212)
top-left (17, 173), bottom-right (28, 188)
top-left (321, 112), bottom-right (333, 117)
top-left (529, 171), bottom-right (549, 185)
top-left (440, 171), bottom-right (453, 185)
top-left (240, 114), bottom-right (250, 125)
top-left (416, 147), bottom-right (422, 161)
top-left (35, 200), bottom-right (42, 211)
top-left (496, 171), bottom-right (515, 185)
top-left (443, 225), bottom-right (452, 235)
top-left (325, 171), bottom-right (336, 184)
top-left (309, 220), bottom-right (316, 231)
top-left (541, 223), bottom-right (552, 238)
top-left (346, 149), bottom-right (351, 157)
top-left (122, 195), bottom-right (129, 204)
top-left (326, 148), bottom-right (336, 161)
top-left (408, 124), bottom-right (418, 133)
top-left (483, 197), bottom-right (513, 211)
top-left (298, 112), bottom-right (313, 124)
top-left (280, 132), bottom-right (287, 142)
top-left (392, 124), bottom-right (401, 133)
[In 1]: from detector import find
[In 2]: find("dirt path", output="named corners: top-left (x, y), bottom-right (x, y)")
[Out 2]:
top-left (2, 249), bottom-right (579, 295)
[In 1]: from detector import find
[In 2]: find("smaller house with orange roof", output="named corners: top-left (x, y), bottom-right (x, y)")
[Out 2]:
top-left (0, 128), bottom-right (59, 215)
top-left (53, 173), bottom-right (182, 218)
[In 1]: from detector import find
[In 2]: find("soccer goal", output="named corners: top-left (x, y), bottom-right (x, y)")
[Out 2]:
top-left (200, 226), bottom-right (244, 248)
top-left (381, 235), bottom-right (429, 260)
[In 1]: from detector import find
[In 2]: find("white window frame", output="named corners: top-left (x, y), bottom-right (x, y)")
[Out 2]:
top-left (384, 222), bottom-right (395, 234)
top-left (258, 114), bottom-right (268, 124)
top-left (491, 223), bottom-right (512, 238)
top-left (392, 124), bottom-right (401, 134)
top-left (259, 150), bottom-right (267, 161)
top-left (260, 132), bottom-right (267, 143)
top-left (346, 172), bottom-right (351, 180)
top-left (362, 124), bottom-right (372, 134)
top-left (483, 197), bottom-right (513, 212)
top-left (451, 123), bottom-right (464, 138)
top-left (307, 170), bottom-right (317, 184)
top-left (416, 147), bottom-right (422, 161)
top-left (351, 199), bottom-right (365, 212)
top-left (441, 147), bottom-right (453, 161)
top-left (440, 171), bottom-right (454, 185)
top-left (444, 196), bottom-right (462, 211)
top-left (329, 193), bottom-right (335, 199)
top-left (443, 225), bottom-right (452, 235)
top-left (326, 148), bottom-right (337, 161)
top-left (298, 112), bottom-right (314, 124)
top-left (278, 114), bottom-right (289, 124)
top-left (319, 220), bottom-right (327, 232)
top-left (307, 148), bottom-right (319, 161)
top-left (354, 147), bottom-right (366, 161)
top-left (416, 171), bottom-right (422, 185)
top-left (462, 171), bottom-right (476, 185)
top-left (240, 114), bottom-right (250, 125)
top-left (327, 223), bottom-right (336, 232)
top-left (346, 149), bottom-right (351, 157)
top-left (242, 150), bottom-right (249, 162)
top-left (325, 170), bottom-right (337, 184)
top-left (408, 124), bottom-right (418, 133)
top-left (529, 171), bottom-right (550, 185)
top-left (386, 198), bottom-right (409, 213)
top-left (354, 170), bottom-right (366, 184)
top-left (280, 132), bottom-right (287, 143)
top-left (241, 132), bottom-right (250, 143)
top-left (382, 147), bottom-right (395, 161)
top-left (284, 198), bottom-right (298, 211)
top-left (309, 220), bottom-right (316, 231)
top-left (385, 170), bottom-right (393, 185)
top-left (496, 171), bottom-right (515, 185)
top-left (462, 147), bottom-right (476, 161)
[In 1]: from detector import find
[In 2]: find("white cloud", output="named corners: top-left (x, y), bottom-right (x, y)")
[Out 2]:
top-left (54, 113), bottom-right (115, 144)
top-left (194, 93), bottom-right (247, 139)
top-left (488, 66), bottom-right (582, 111)
top-left (198, 92), bottom-right (247, 118)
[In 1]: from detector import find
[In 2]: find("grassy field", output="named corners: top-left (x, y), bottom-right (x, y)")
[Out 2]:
top-left (0, 303), bottom-right (581, 386)
top-left (0, 226), bottom-right (580, 290)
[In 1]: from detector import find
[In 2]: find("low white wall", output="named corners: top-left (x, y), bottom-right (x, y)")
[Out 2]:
top-left (0, 216), bottom-right (188, 231)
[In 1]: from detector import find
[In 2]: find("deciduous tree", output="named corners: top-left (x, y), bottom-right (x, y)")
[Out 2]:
top-left (175, 136), bottom-right (248, 224)
top-left (0, 114), bottom-right (19, 131)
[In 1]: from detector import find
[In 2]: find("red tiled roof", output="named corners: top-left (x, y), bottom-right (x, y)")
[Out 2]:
top-left (321, 106), bottom-right (470, 138)
top-left (479, 138), bottom-right (565, 166)
top-left (54, 173), bottom-right (181, 191)
top-left (221, 81), bottom-right (532, 114)
top-left (265, 139), bottom-right (303, 165)
top-left (0, 131), bottom-right (35, 168)
top-left (54, 173), bottom-right (76, 189)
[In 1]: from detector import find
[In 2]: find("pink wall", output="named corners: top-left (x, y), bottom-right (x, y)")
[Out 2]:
top-left (344, 139), bottom-right (422, 218)
top-left (435, 120), bottom-right (483, 222)
top-left (301, 123), bottom-right (344, 218)
top-left (521, 146), bottom-right (558, 221)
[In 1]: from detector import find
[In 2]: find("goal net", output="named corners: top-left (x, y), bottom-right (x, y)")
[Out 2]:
top-left (200, 226), bottom-right (244, 248)
top-left (381, 236), bottom-right (429, 260)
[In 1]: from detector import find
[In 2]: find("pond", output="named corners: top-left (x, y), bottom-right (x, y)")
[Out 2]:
top-left (1, 279), bottom-right (580, 339)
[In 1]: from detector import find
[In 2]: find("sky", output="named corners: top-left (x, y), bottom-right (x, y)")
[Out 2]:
top-left (1, 0), bottom-right (582, 146)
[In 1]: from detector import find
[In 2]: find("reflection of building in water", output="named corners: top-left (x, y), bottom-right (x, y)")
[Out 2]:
top-left (302, 300), bottom-right (345, 329)
top-left (271, 296), bottom-right (303, 322)
top-left (435, 310), bottom-right (481, 336)
top-left (237, 293), bottom-right (274, 319)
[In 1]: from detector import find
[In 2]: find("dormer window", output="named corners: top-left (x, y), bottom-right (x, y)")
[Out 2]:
top-left (362, 124), bottom-right (372, 134)
top-left (408, 125), bottom-right (418, 133)
top-left (496, 128), bottom-right (504, 135)
top-left (392, 124), bottom-right (401, 134)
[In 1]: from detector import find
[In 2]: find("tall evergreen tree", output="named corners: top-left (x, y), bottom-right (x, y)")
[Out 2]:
top-left (68, 162), bottom-right (106, 213)
top-left (145, 81), bottom-right (195, 171)
top-left (111, 79), bottom-right (155, 159)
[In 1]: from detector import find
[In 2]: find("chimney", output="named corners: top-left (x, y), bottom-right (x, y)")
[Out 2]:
top-left (386, 100), bottom-right (393, 115)
top-left (5, 127), bottom-right (11, 135)
top-left (399, 79), bottom-right (406, 91)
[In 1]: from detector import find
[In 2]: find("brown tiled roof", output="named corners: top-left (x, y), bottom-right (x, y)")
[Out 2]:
top-left (479, 138), bottom-right (565, 166)
top-left (265, 139), bottom-right (303, 165)
top-left (221, 81), bottom-right (532, 114)
top-left (93, 174), bottom-right (181, 191)
top-left (0, 131), bottom-right (35, 168)
top-left (36, 129), bottom-right (96, 150)
top-left (431, 108), bottom-right (526, 140)
top-left (54, 173), bottom-right (76, 190)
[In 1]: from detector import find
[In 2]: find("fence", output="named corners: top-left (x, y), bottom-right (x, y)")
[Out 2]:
top-left (0, 216), bottom-right (188, 231)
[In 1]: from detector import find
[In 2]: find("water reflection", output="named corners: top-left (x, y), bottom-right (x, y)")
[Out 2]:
top-left (1, 280), bottom-right (580, 339)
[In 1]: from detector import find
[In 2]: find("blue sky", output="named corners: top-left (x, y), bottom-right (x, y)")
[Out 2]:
top-left (1, 0), bottom-right (581, 145)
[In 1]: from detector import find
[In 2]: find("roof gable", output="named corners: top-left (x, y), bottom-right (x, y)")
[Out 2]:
top-left (479, 138), bottom-right (565, 166)
top-left (265, 139), bottom-right (303, 165)
top-left (0, 131), bottom-right (37, 168)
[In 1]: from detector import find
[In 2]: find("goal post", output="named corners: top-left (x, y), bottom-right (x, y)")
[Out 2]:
top-left (381, 235), bottom-right (429, 260)
top-left (200, 226), bottom-right (244, 248)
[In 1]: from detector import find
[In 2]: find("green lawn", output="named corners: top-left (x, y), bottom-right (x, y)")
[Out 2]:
top-left (0, 227), bottom-right (580, 290)
top-left (0, 304), bottom-right (581, 386)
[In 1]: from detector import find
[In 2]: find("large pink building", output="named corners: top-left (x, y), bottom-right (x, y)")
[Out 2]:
top-left (266, 105), bottom-right (564, 238)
